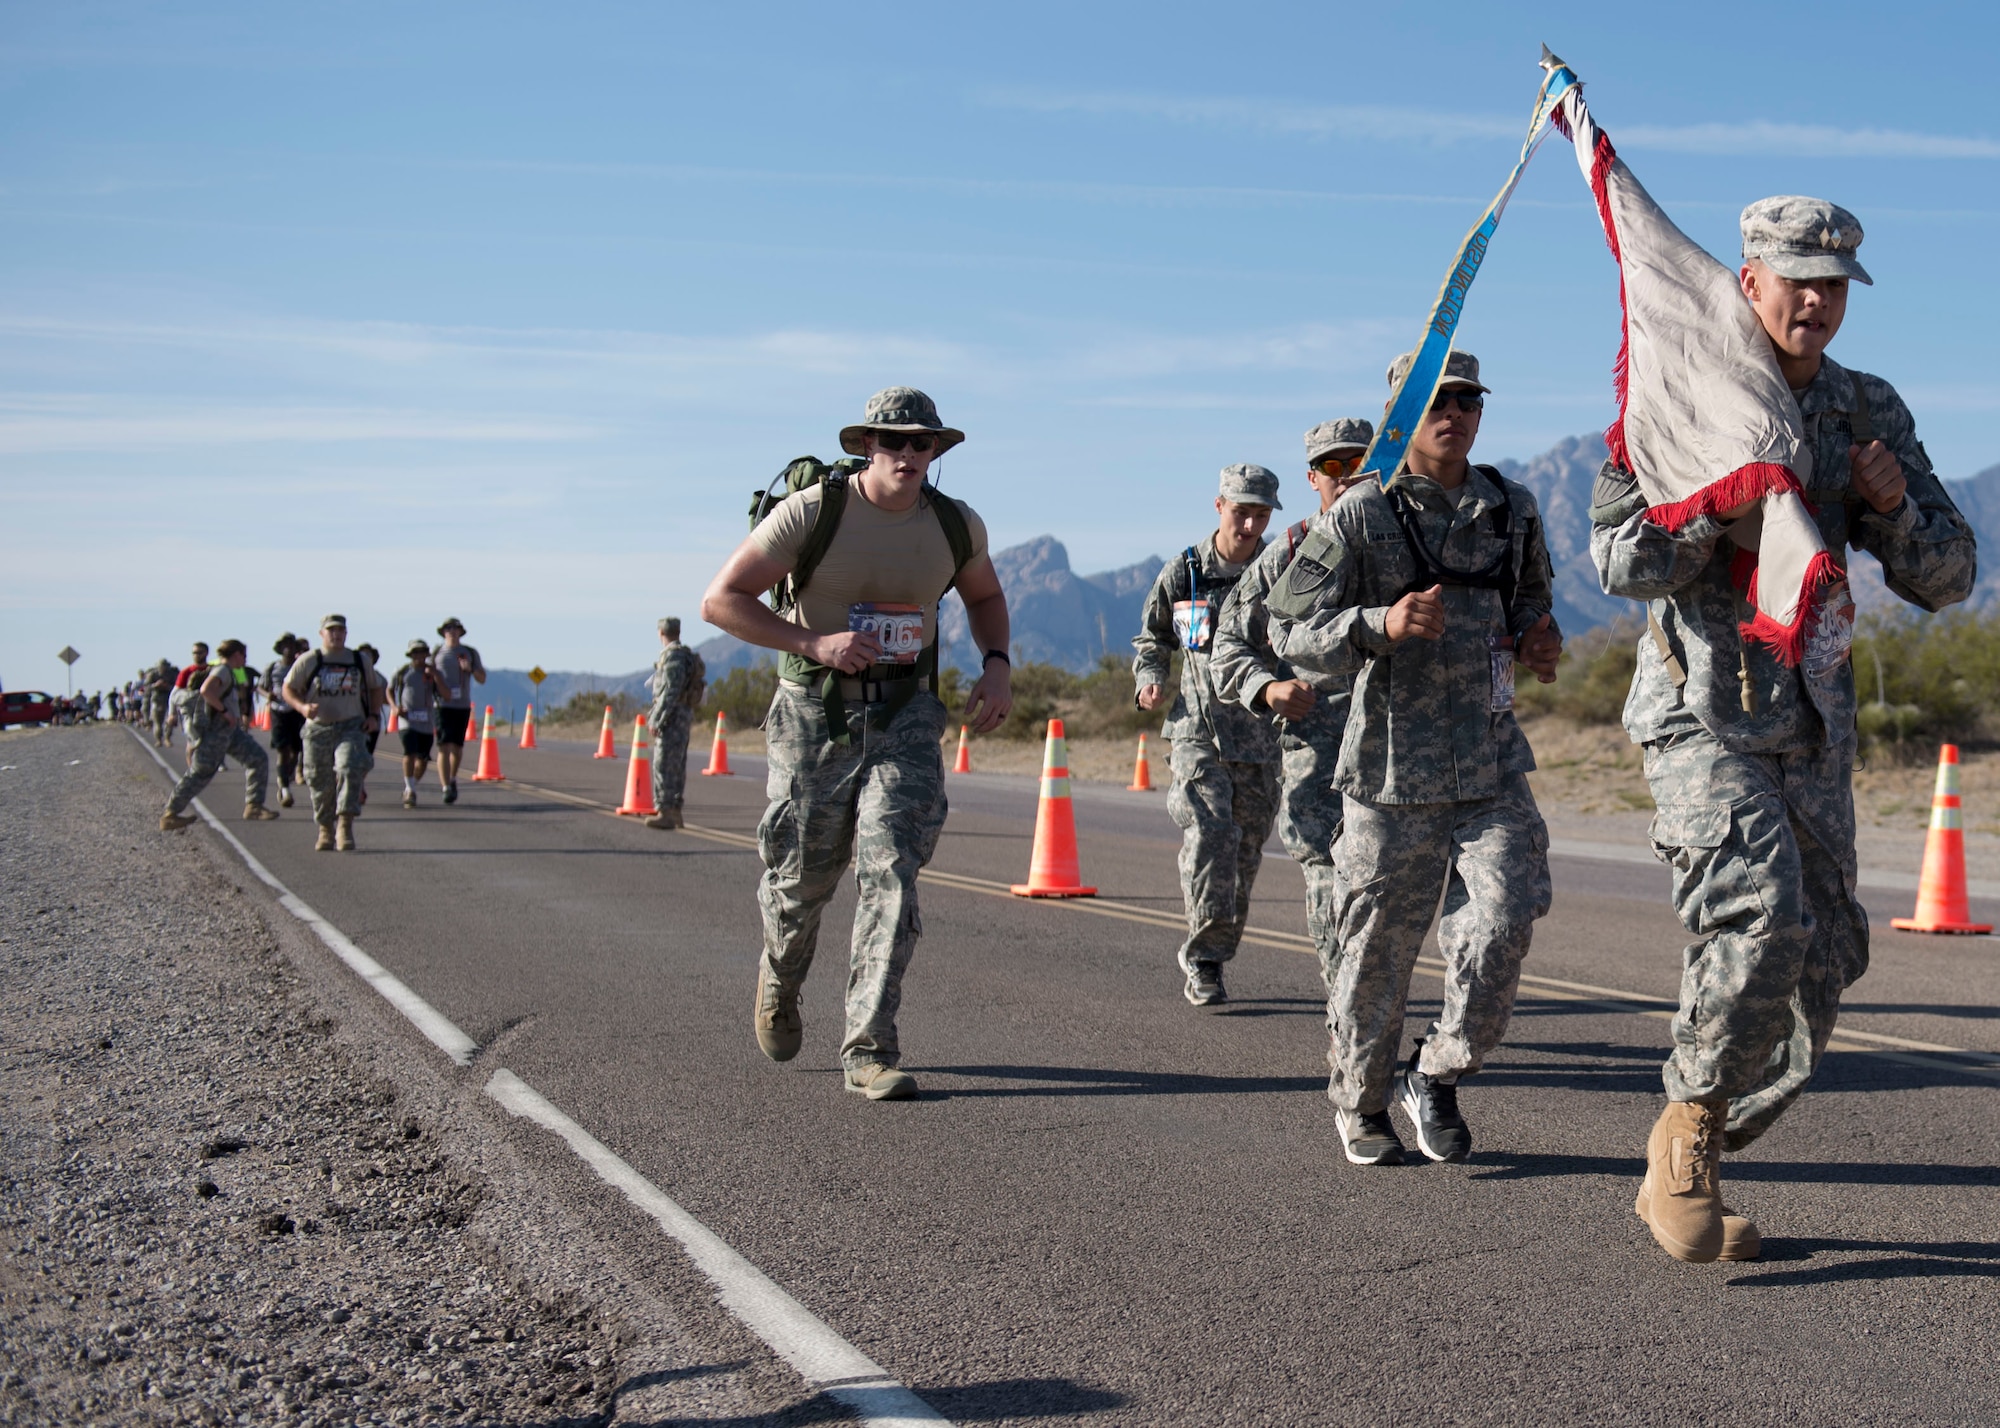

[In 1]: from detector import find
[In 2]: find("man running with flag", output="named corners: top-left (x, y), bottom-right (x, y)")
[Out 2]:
top-left (1553, 58), bottom-right (1977, 1262)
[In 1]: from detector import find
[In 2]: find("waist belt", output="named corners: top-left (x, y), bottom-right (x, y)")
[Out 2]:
top-left (780, 646), bottom-right (936, 744)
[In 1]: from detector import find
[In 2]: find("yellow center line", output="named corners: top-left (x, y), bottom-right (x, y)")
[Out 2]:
top-left (505, 778), bottom-right (2000, 1080)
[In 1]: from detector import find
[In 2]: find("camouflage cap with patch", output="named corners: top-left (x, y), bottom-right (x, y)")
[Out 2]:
top-left (838, 386), bottom-right (966, 457)
top-left (658, 616), bottom-right (681, 637)
top-left (1218, 463), bottom-right (1281, 510)
top-left (1304, 417), bottom-right (1375, 463)
top-left (1386, 349), bottom-right (1490, 394)
top-left (1741, 195), bottom-right (1871, 285)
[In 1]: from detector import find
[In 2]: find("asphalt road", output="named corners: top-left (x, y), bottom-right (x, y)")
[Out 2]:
top-left (123, 723), bottom-right (2000, 1424)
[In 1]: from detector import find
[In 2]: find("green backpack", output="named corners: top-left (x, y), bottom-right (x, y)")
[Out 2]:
top-left (747, 455), bottom-right (977, 738)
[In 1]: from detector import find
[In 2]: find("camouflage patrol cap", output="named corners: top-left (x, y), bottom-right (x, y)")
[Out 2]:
top-left (319, 614), bottom-right (346, 630)
top-left (658, 617), bottom-right (681, 637)
top-left (1218, 463), bottom-right (1282, 510)
top-left (1305, 417), bottom-right (1375, 463)
top-left (1741, 195), bottom-right (1871, 285)
top-left (1386, 349), bottom-right (1490, 394)
top-left (838, 387), bottom-right (965, 458)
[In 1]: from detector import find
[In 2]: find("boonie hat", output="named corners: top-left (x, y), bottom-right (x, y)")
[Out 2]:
top-left (1387, 349), bottom-right (1490, 394)
top-left (659, 617), bottom-right (681, 637)
top-left (1740, 195), bottom-right (1871, 285)
top-left (319, 613), bottom-right (347, 630)
top-left (273, 632), bottom-right (298, 654)
top-left (406, 639), bottom-right (430, 658)
top-left (838, 387), bottom-right (966, 458)
top-left (1219, 463), bottom-right (1282, 510)
top-left (437, 617), bottom-right (465, 636)
top-left (1305, 417), bottom-right (1375, 463)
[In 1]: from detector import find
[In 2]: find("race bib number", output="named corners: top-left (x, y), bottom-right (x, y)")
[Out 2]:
top-left (849, 603), bottom-right (925, 664)
top-left (1173, 599), bottom-right (1213, 651)
top-left (1802, 581), bottom-right (1856, 678)
top-left (316, 663), bottom-right (362, 697)
top-left (405, 707), bottom-right (433, 730)
top-left (1487, 634), bottom-right (1516, 713)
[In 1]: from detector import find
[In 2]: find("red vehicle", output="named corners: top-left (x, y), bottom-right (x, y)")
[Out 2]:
top-left (1, 691), bottom-right (56, 728)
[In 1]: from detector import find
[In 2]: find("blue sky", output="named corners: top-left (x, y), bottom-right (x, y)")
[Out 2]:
top-left (4, 0), bottom-right (1995, 690)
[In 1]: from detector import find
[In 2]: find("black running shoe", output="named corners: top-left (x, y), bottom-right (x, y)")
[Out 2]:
top-left (1336, 1108), bottom-right (1406, 1166)
top-left (443, 782), bottom-right (458, 805)
top-left (1395, 1046), bottom-right (1472, 1162)
top-left (1178, 951), bottom-right (1226, 1007)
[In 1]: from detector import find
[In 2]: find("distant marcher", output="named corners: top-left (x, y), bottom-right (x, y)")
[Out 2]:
top-left (1212, 417), bottom-right (1376, 1000)
top-left (701, 386), bottom-right (1013, 1101)
top-left (355, 645), bottom-right (383, 760)
top-left (159, 640), bottom-right (277, 831)
top-left (264, 634), bottom-right (307, 808)
top-left (645, 617), bottom-right (706, 830)
top-left (145, 659), bottom-right (175, 746)
top-left (284, 614), bottom-right (385, 852)
top-left (430, 618), bottom-right (485, 805)
top-left (1134, 464), bottom-right (1284, 1008)
top-left (170, 641), bottom-right (212, 758)
top-left (391, 639), bottom-right (446, 808)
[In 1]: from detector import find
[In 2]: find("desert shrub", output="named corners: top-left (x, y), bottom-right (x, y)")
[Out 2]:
top-left (1515, 618), bottom-right (1641, 725)
top-left (552, 688), bottom-right (640, 723)
top-left (977, 654), bottom-right (1176, 741)
top-left (1850, 606), bottom-right (2000, 755)
top-left (700, 662), bottom-right (781, 729)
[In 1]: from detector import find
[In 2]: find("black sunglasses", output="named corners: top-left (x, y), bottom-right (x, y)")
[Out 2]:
top-left (874, 432), bottom-right (937, 453)
top-left (1429, 390), bottom-right (1484, 414)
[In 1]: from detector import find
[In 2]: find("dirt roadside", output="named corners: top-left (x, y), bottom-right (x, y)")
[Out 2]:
top-left (0, 724), bottom-right (844, 1427)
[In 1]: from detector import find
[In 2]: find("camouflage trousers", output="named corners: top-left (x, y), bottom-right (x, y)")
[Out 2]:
top-left (651, 706), bottom-right (693, 813)
top-left (148, 694), bottom-right (171, 745)
top-left (756, 683), bottom-right (948, 1071)
top-left (1167, 739), bottom-right (1281, 966)
top-left (1326, 774), bottom-right (1550, 1114)
top-left (1643, 729), bottom-right (1866, 1150)
top-left (302, 717), bottom-right (373, 823)
top-left (1277, 707), bottom-right (1346, 994)
top-left (167, 721), bottom-right (269, 814)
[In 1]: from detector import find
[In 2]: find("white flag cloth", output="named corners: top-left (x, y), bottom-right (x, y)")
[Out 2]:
top-left (1554, 82), bottom-right (1845, 665)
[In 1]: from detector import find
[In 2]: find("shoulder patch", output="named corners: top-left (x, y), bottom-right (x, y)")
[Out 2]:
top-left (1589, 462), bottom-right (1647, 527)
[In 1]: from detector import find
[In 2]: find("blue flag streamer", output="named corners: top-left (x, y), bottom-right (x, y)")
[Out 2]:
top-left (1361, 48), bottom-right (1582, 486)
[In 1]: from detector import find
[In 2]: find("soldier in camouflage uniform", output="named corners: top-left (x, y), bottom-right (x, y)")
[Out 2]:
top-left (701, 388), bottom-right (1015, 1100)
top-left (1213, 417), bottom-right (1376, 997)
top-left (283, 614), bottom-right (387, 853)
top-left (1593, 199), bottom-right (1975, 1262)
top-left (1268, 351), bottom-right (1564, 1166)
top-left (1136, 465), bottom-right (1286, 1008)
top-left (645, 617), bottom-right (702, 830)
top-left (158, 640), bottom-right (278, 831)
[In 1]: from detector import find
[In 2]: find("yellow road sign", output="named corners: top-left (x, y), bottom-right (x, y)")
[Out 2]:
top-left (528, 666), bottom-right (547, 685)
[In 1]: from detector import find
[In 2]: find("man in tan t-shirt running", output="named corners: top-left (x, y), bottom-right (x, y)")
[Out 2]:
top-left (703, 387), bottom-right (1014, 1101)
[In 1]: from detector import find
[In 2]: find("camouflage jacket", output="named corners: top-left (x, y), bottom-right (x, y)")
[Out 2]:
top-left (1210, 522), bottom-right (1352, 755)
top-left (1133, 532), bottom-right (1281, 764)
top-left (1591, 358), bottom-right (1975, 754)
top-left (648, 643), bottom-right (699, 728)
top-left (1267, 466), bottom-right (1557, 805)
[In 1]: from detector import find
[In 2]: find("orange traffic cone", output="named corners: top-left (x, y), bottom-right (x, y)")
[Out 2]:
top-left (592, 705), bottom-right (617, 759)
top-left (952, 724), bottom-right (972, 773)
top-left (616, 715), bottom-right (657, 815)
top-left (1011, 719), bottom-right (1097, 898)
top-left (519, 703), bottom-right (538, 750)
top-left (1127, 732), bottom-right (1154, 792)
top-left (470, 705), bottom-right (505, 782)
top-left (701, 712), bottom-right (734, 776)
top-left (385, 703), bottom-right (399, 733)
top-left (1892, 744), bottom-right (1992, 934)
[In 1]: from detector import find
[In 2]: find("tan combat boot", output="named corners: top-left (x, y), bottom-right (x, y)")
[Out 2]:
top-left (314, 822), bottom-right (335, 852)
top-left (335, 815), bottom-right (356, 852)
top-left (754, 966), bottom-right (802, 1062)
top-left (160, 810), bottom-right (197, 832)
top-left (243, 803), bottom-right (279, 821)
top-left (1639, 1101), bottom-right (1727, 1262)
top-left (644, 808), bottom-right (683, 830)
top-left (1636, 1174), bottom-right (1761, 1260)
top-left (844, 1063), bottom-right (917, 1101)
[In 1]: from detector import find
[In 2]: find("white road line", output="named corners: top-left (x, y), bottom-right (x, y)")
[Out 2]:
top-left (484, 1070), bottom-right (952, 1428)
top-left (128, 729), bottom-right (479, 1065)
top-left (1548, 834), bottom-right (2000, 901)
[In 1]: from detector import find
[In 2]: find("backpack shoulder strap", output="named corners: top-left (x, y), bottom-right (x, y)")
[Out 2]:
top-left (1847, 372), bottom-right (1875, 446)
top-left (782, 474), bottom-right (849, 609)
top-left (928, 488), bottom-right (975, 586)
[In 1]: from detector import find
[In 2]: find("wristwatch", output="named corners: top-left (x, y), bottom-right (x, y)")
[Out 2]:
top-left (983, 649), bottom-right (1010, 667)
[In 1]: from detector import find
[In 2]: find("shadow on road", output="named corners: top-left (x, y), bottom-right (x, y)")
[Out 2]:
top-left (1727, 1236), bottom-right (2000, 1287)
top-left (1841, 1001), bottom-right (2000, 1021)
top-left (925, 1063), bottom-right (1323, 1098)
top-left (590, 1368), bottom-right (1124, 1426)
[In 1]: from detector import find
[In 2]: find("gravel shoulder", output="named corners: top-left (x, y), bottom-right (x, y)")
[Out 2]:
top-left (0, 723), bottom-right (849, 1427)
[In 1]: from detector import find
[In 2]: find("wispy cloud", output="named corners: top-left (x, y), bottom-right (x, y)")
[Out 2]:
top-left (0, 395), bottom-right (592, 452)
top-left (981, 85), bottom-right (2000, 160)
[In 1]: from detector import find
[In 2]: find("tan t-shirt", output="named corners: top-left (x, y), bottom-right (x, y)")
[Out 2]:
top-left (284, 649), bottom-right (387, 725)
top-left (750, 483), bottom-right (988, 646)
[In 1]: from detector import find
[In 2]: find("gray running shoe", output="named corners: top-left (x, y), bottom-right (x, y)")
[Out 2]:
top-left (753, 966), bottom-right (802, 1062)
top-left (278, 786), bottom-right (293, 808)
top-left (1335, 1107), bottom-right (1406, 1166)
top-left (1394, 1044), bottom-right (1471, 1163)
top-left (1178, 950), bottom-right (1226, 1007)
top-left (844, 1063), bottom-right (917, 1101)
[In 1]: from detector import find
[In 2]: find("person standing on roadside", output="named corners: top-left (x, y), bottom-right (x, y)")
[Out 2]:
top-left (284, 614), bottom-right (385, 852)
top-left (1266, 351), bottom-right (1562, 1168)
top-left (1592, 200), bottom-right (1975, 1263)
top-left (431, 618), bottom-right (484, 805)
top-left (644, 617), bottom-right (705, 831)
top-left (702, 387), bottom-right (1013, 1102)
top-left (159, 640), bottom-right (278, 831)
top-left (264, 634), bottom-right (307, 808)
top-left (1212, 418), bottom-right (1375, 1001)
top-left (1134, 465), bottom-right (1284, 1009)
top-left (391, 639), bottom-right (446, 808)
